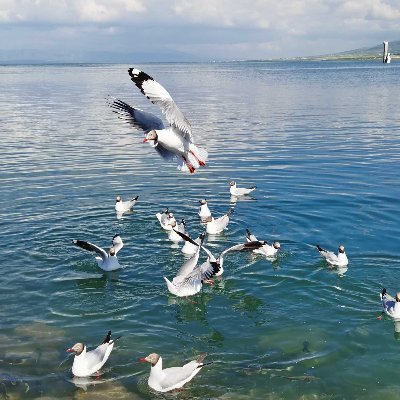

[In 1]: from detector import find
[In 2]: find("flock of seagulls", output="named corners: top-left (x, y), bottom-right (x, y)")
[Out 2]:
top-left (68, 67), bottom-right (353, 392)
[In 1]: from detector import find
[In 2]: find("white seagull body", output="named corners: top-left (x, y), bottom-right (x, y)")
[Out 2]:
top-left (206, 208), bottom-right (233, 234)
top-left (115, 195), bottom-right (139, 214)
top-left (107, 68), bottom-right (208, 173)
top-left (229, 181), bottom-right (256, 196)
top-left (380, 289), bottom-right (400, 319)
top-left (72, 234), bottom-right (123, 271)
top-left (66, 331), bottom-right (120, 378)
top-left (156, 210), bottom-right (176, 231)
top-left (181, 234), bottom-right (202, 255)
top-left (139, 353), bottom-right (208, 392)
top-left (175, 231), bottom-right (264, 277)
top-left (317, 244), bottom-right (348, 267)
top-left (164, 233), bottom-right (220, 297)
top-left (198, 199), bottom-right (212, 223)
top-left (246, 229), bottom-right (281, 257)
top-left (168, 219), bottom-right (186, 243)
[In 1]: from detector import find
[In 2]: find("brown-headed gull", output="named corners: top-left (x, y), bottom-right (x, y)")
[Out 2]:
top-left (156, 209), bottom-right (176, 231)
top-left (317, 244), bottom-right (348, 267)
top-left (115, 195), bottom-right (139, 214)
top-left (167, 218), bottom-right (186, 243)
top-left (139, 352), bottom-right (209, 392)
top-left (72, 234), bottom-right (123, 271)
top-left (206, 208), bottom-right (233, 234)
top-left (229, 181), bottom-right (256, 196)
top-left (66, 330), bottom-right (121, 378)
top-left (198, 199), bottom-right (212, 223)
top-left (175, 230), bottom-right (264, 277)
top-left (107, 68), bottom-right (208, 173)
top-left (380, 288), bottom-right (400, 319)
top-left (164, 233), bottom-right (220, 297)
top-left (246, 229), bottom-right (281, 257)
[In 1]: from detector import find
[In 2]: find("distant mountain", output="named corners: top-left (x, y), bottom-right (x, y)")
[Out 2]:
top-left (304, 40), bottom-right (400, 61)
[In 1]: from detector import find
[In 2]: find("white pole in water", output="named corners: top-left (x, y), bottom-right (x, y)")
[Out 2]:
top-left (383, 41), bottom-right (389, 63)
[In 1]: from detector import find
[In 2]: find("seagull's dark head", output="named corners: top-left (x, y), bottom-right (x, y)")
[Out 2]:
top-left (115, 196), bottom-right (121, 203)
top-left (144, 130), bottom-right (158, 143)
top-left (138, 353), bottom-right (160, 366)
top-left (229, 181), bottom-right (236, 187)
top-left (338, 245), bottom-right (345, 253)
top-left (273, 241), bottom-right (281, 250)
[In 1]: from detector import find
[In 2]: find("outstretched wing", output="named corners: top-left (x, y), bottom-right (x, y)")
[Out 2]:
top-left (107, 96), bottom-right (176, 161)
top-left (128, 68), bottom-right (192, 141)
top-left (112, 234), bottom-right (124, 255)
top-left (220, 241), bottom-right (264, 264)
top-left (72, 240), bottom-right (107, 262)
top-left (181, 261), bottom-right (220, 287)
top-left (175, 232), bottom-right (206, 279)
top-left (107, 96), bottom-right (164, 132)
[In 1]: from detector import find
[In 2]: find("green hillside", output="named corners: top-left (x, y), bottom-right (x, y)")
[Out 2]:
top-left (306, 40), bottom-right (400, 61)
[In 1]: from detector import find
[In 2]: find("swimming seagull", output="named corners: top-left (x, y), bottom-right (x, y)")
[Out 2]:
top-left (380, 288), bottom-right (400, 319)
top-left (138, 352), bottom-right (209, 392)
top-left (316, 244), bottom-right (348, 267)
top-left (156, 209), bottom-right (176, 231)
top-left (167, 218), bottom-right (186, 243)
top-left (229, 181), bottom-right (256, 196)
top-left (66, 330), bottom-right (121, 378)
top-left (72, 234), bottom-right (123, 271)
top-left (198, 199), bottom-right (212, 222)
top-left (107, 68), bottom-right (208, 173)
top-left (175, 230), bottom-right (265, 277)
top-left (206, 208), bottom-right (233, 234)
top-left (181, 233), bottom-right (202, 255)
top-left (164, 233), bottom-right (219, 297)
top-left (246, 229), bottom-right (281, 257)
top-left (115, 195), bottom-right (139, 214)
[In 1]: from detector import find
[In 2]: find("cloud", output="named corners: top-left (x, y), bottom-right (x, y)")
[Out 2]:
top-left (0, 0), bottom-right (399, 61)
top-left (0, 0), bottom-right (145, 23)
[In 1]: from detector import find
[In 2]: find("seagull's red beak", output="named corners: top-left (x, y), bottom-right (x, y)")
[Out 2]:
top-left (138, 357), bottom-right (147, 362)
top-left (143, 138), bottom-right (148, 143)
top-left (66, 348), bottom-right (74, 353)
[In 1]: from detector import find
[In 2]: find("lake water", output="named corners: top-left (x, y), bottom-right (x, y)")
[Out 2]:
top-left (1, 60), bottom-right (400, 399)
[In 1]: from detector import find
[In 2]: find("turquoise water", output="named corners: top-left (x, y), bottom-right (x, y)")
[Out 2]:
top-left (1, 61), bottom-right (400, 399)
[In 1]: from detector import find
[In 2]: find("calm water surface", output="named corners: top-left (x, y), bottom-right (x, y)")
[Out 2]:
top-left (1, 61), bottom-right (400, 399)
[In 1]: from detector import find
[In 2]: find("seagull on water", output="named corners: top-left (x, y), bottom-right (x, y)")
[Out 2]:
top-left (198, 199), bottom-right (212, 223)
top-left (156, 209), bottom-right (176, 231)
top-left (168, 218), bottom-right (186, 243)
top-left (175, 230), bottom-right (264, 277)
top-left (66, 330), bottom-right (121, 378)
top-left (206, 208), bottom-right (233, 234)
top-left (316, 244), bottom-right (348, 267)
top-left (72, 234), bottom-right (123, 271)
top-left (246, 229), bottom-right (281, 257)
top-left (164, 233), bottom-right (220, 297)
top-left (380, 288), bottom-right (400, 319)
top-left (115, 195), bottom-right (139, 215)
top-left (139, 352), bottom-right (209, 392)
top-left (107, 68), bottom-right (208, 173)
top-left (229, 181), bottom-right (256, 197)
top-left (181, 233), bottom-right (203, 255)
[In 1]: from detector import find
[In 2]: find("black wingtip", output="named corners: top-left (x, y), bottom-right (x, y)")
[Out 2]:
top-left (133, 195), bottom-right (139, 201)
top-left (381, 288), bottom-right (387, 297)
top-left (103, 330), bottom-right (112, 343)
top-left (316, 244), bottom-right (323, 252)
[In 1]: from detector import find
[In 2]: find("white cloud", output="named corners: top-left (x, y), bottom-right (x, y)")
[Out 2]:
top-left (0, 0), bottom-right (399, 60)
top-left (0, 0), bottom-right (145, 22)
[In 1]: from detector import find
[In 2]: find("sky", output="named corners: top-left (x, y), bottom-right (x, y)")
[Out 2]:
top-left (0, 0), bottom-right (399, 62)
